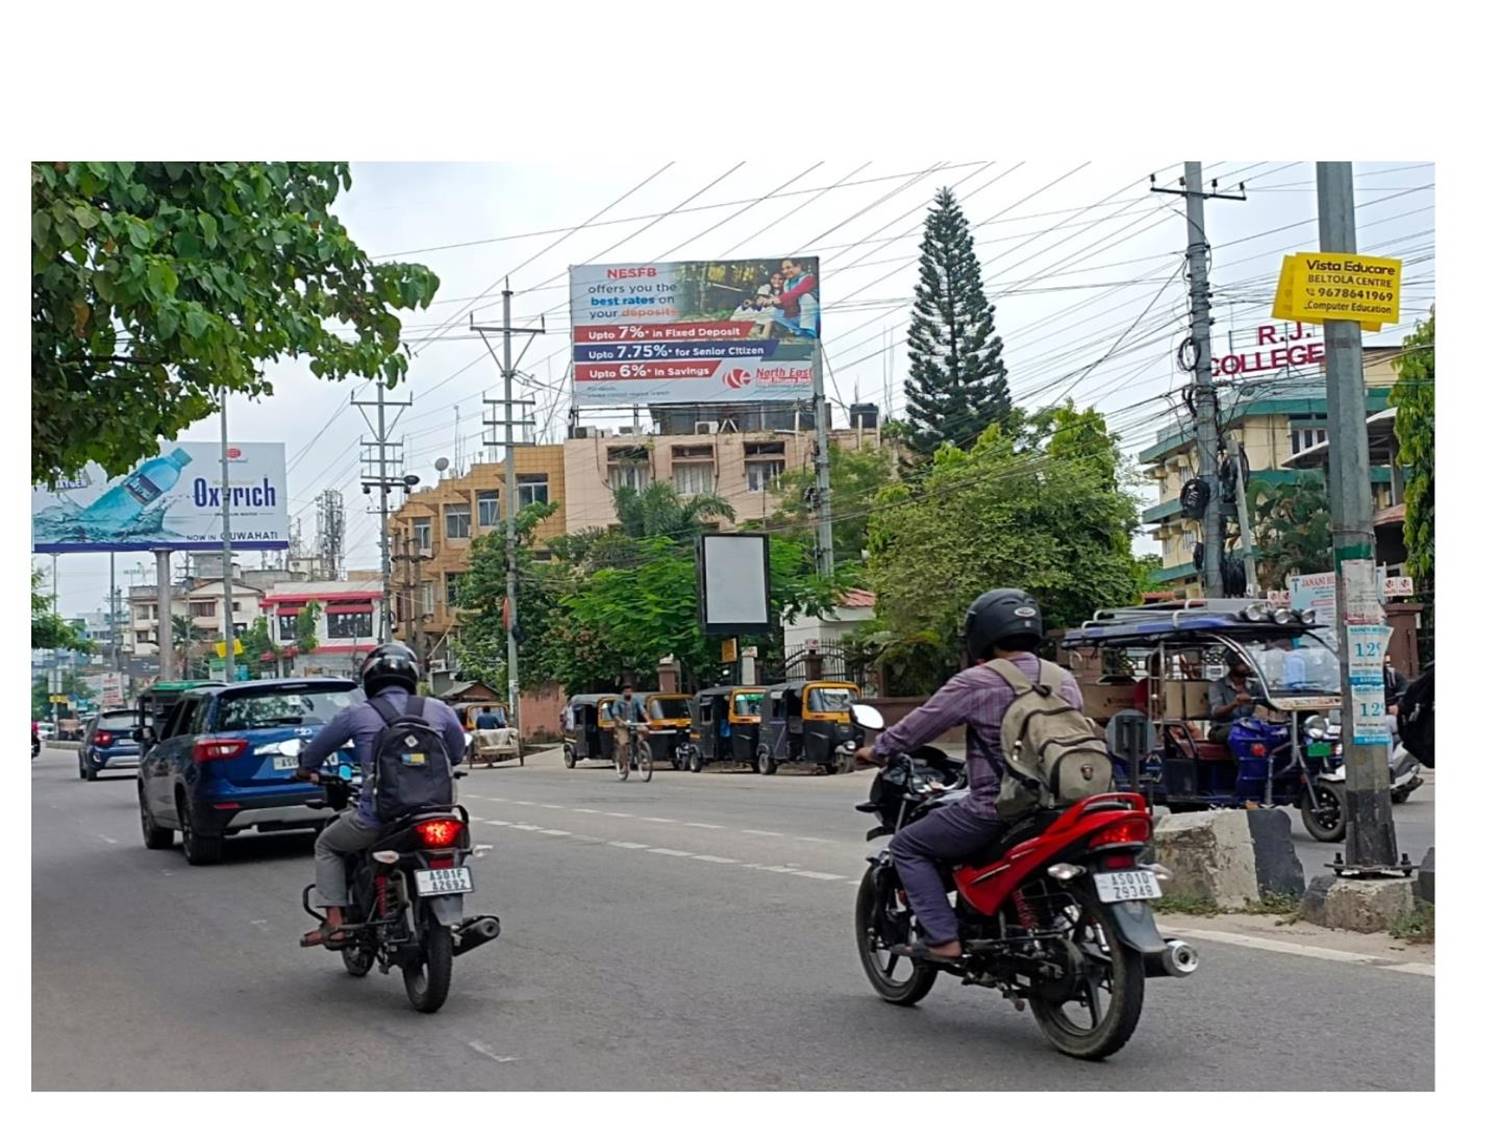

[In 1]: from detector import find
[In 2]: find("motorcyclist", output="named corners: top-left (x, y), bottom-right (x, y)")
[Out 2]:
top-left (853, 588), bottom-right (1083, 964)
top-left (295, 642), bottom-right (466, 947)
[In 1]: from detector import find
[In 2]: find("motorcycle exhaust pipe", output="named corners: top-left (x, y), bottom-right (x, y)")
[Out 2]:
top-left (1159, 939), bottom-right (1199, 977)
top-left (453, 915), bottom-right (501, 957)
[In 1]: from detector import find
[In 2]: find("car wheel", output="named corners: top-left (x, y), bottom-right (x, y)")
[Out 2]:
top-left (84, 759), bottom-right (99, 782)
top-left (177, 793), bottom-right (224, 865)
top-left (140, 787), bottom-right (173, 850)
top-left (77, 756), bottom-right (87, 780)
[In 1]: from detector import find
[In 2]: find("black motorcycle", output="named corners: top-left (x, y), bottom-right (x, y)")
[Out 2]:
top-left (301, 767), bottom-right (500, 1013)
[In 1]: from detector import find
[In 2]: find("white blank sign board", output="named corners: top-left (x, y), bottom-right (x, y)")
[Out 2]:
top-left (698, 534), bottom-right (771, 635)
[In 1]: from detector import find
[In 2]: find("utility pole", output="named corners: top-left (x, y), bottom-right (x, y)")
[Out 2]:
top-left (155, 549), bottom-right (174, 680)
top-left (353, 382), bottom-right (413, 643)
top-left (1153, 163), bottom-right (1245, 597)
top-left (1223, 433), bottom-right (1260, 597)
top-left (473, 285), bottom-right (543, 734)
top-left (219, 390), bottom-right (237, 682)
top-left (392, 531), bottom-right (432, 672)
top-left (108, 552), bottom-right (120, 673)
top-left (811, 343), bottom-right (835, 578)
top-left (1316, 160), bottom-right (1397, 870)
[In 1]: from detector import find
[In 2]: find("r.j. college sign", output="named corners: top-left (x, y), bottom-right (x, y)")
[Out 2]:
top-left (1212, 322), bottom-right (1325, 379)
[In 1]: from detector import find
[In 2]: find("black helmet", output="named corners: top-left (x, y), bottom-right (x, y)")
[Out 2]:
top-left (359, 642), bottom-right (420, 696)
top-left (961, 588), bottom-right (1043, 663)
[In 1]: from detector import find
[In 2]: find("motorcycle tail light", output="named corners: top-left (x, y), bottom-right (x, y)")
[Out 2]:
top-left (1100, 853), bottom-right (1137, 870)
top-left (1089, 818), bottom-right (1151, 849)
top-left (192, 738), bottom-right (248, 764)
top-left (415, 818), bottom-right (462, 848)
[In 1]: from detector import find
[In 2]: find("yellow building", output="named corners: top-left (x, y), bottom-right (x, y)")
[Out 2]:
top-left (1140, 347), bottom-right (1403, 591)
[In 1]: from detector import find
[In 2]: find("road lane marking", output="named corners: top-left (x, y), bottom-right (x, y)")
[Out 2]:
top-left (536, 803), bottom-right (563, 809)
top-left (601, 812), bottom-right (634, 818)
top-left (511, 800), bottom-right (536, 806)
top-left (468, 1041), bottom-right (521, 1065)
top-left (691, 855), bottom-right (738, 864)
top-left (795, 836), bottom-right (832, 843)
top-left (570, 808), bottom-right (602, 814)
top-left (608, 841), bottom-right (650, 849)
top-left (97, 835), bottom-right (118, 845)
top-left (684, 822), bottom-right (722, 829)
top-left (1169, 928), bottom-right (1435, 975)
top-left (742, 829), bottom-right (783, 837)
top-left (648, 848), bottom-right (693, 857)
top-left (640, 816), bottom-right (678, 823)
top-left (538, 828), bottom-right (572, 836)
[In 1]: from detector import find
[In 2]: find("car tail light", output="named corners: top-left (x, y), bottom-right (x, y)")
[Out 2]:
top-left (192, 738), bottom-right (248, 764)
top-left (1089, 818), bottom-right (1151, 849)
top-left (93, 732), bottom-right (113, 748)
top-left (415, 819), bottom-right (462, 848)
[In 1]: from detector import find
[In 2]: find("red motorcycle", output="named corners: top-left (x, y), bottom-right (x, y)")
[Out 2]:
top-left (850, 706), bottom-right (1197, 1060)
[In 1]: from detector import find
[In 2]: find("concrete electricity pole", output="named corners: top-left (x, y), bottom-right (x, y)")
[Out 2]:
top-left (219, 390), bottom-right (236, 681)
top-left (1316, 161), bottom-right (1397, 869)
top-left (1153, 163), bottom-right (1244, 597)
top-left (353, 382), bottom-right (412, 644)
top-left (812, 343), bottom-right (835, 578)
top-left (155, 549), bottom-right (174, 680)
top-left (473, 285), bottom-right (544, 733)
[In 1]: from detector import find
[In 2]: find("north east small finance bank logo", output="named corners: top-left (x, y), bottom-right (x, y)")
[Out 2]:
top-left (724, 368), bottom-right (752, 390)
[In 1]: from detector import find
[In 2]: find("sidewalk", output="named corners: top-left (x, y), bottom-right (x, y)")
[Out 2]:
top-left (1157, 908), bottom-right (1434, 974)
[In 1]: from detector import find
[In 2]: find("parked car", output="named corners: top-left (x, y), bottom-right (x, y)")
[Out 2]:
top-left (136, 677), bottom-right (360, 865)
top-left (78, 709), bottom-right (143, 781)
top-left (36, 721), bottom-right (56, 741)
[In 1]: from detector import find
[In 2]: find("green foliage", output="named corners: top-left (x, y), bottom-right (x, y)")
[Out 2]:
top-left (611, 482), bottom-right (733, 540)
top-left (1388, 901), bottom-right (1435, 944)
top-left (1248, 477), bottom-right (1333, 591)
top-left (33, 669), bottom-right (94, 719)
top-left (452, 503), bottom-right (560, 692)
top-left (903, 187), bottom-right (1012, 459)
top-left (771, 443), bottom-right (897, 564)
top-left (1391, 316), bottom-right (1435, 583)
top-left (31, 161), bottom-right (440, 485)
top-left (241, 616), bottom-right (281, 671)
top-left (296, 601), bottom-right (322, 656)
top-left (31, 569), bottom-right (91, 653)
top-left (865, 410), bottom-right (1143, 682)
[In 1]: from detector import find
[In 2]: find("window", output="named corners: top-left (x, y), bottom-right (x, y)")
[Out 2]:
top-left (420, 582), bottom-right (435, 616)
top-left (444, 503), bottom-right (472, 541)
top-left (531, 549), bottom-right (553, 563)
top-left (327, 610), bottom-right (374, 639)
top-left (744, 441), bottom-right (785, 458)
top-left (746, 460), bottom-right (784, 492)
top-left (135, 605), bottom-right (153, 623)
top-left (1289, 418), bottom-right (1329, 455)
top-left (231, 601), bottom-right (243, 613)
top-left (518, 474), bottom-right (550, 507)
top-left (189, 600), bottom-right (215, 617)
top-left (212, 687), bottom-right (354, 732)
top-left (411, 518), bottom-right (432, 552)
top-left (278, 613), bottom-right (299, 642)
top-left (608, 463), bottom-right (649, 493)
top-left (673, 462), bottom-right (714, 496)
top-left (672, 444), bottom-right (713, 460)
top-left (445, 572), bottom-right (465, 607)
top-left (477, 490), bottom-right (500, 529)
top-left (136, 630), bottom-right (151, 645)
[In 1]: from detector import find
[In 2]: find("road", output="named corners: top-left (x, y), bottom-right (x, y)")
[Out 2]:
top-left (32, 749), bottom-right (1433, 1090)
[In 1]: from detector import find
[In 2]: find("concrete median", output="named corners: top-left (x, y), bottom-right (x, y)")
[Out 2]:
top-left (1152, 808), bottom-right (1307, 909)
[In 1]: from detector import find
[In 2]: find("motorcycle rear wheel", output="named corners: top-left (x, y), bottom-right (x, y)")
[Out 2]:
top-left (402, 913), bottom-right (453, 1013)
top-left (1030, 900), bottom-right (1145, 1061)
top-left (854, 867), bottom-right (937, 1006)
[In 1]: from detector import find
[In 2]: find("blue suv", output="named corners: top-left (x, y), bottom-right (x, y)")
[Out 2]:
top-left (79, 709), bottom-right (143, 781)
top-left (137, 678), bottom-right (360, 865)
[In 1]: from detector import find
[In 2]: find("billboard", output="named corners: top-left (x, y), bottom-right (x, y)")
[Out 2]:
top-left (570, 257), bottom-right (820, 405)
top-left (32, 441), bottom-right (290, 554)
top-left (696, 533), bottom-right (772, 636)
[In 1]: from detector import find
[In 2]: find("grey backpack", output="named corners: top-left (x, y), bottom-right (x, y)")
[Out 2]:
top-left (978, 658), bottom-right (1113, 818)
top-left (369, 696), bottom-right (454, 821)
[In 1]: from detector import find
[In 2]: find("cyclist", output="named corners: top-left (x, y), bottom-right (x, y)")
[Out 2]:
top-left (610, 684), bottom-right (647, 774)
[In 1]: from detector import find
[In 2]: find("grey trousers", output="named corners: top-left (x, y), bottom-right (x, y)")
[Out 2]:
top-left (314, 808), bottom-right (380, 907)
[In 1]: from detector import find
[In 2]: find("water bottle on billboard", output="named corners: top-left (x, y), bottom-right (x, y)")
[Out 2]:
top-left (83, 448), bottom-right (192, 529)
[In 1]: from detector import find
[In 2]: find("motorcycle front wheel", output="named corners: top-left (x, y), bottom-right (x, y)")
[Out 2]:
top-left (1030, 898), bottom-right (1146, 1061)
top-left (402, 910), bottom-right (453, 1013)
top-left (854, 867), bottom-right (938, 1006)
top-left (1300, 780), bottom-right (1347, 842)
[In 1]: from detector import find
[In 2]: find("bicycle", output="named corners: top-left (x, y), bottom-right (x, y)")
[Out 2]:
top-left (615, 721), bottom-right (653, 783)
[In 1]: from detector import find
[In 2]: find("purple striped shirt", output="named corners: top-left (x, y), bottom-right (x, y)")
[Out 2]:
top-left (870, 655), bottom-right (1085, 820)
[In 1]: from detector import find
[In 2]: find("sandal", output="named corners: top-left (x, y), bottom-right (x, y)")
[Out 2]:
top-left (300, 921), bottom-right (352, 950)
top-left (893, 941), bottom-right (964, 965)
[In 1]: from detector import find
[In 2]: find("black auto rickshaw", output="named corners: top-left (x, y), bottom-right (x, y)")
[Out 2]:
top-left (756, 680), bottom-right (860, 776)
top-left (643, 692), bottom-right (695, 769)
top-left (133, 680), bottom-right (223, 748)
top-left (691, 686), bottom-right (764, 771)
top-left (561, 693), bottom-right (618, 769)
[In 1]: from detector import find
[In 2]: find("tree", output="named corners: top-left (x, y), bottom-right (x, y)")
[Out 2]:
top-left (611, 482), bottom-right (734, 541)
top-left (32, 162), bottom-right (440, 485)
top-left (1248, 477), bottom-right (1333, 591)
top-left (903, 187), bottom-right (1012, 458)
top-left (241, 616), bottom-right (281, 676)
top-left (296, 601), bottom-right (322, 658)
top-left (1391, 315), bottom-right (1435, 582)
top-left (865, 416), bottom-right (1144, 684)
top-left (31, 569), bottom-right (91, 652)
top-left (452, 503), bottom-right (560, 692)
top-left (770, 443), bottom-right (896, 564)
top-left (33, 669), bottom-right (94, 720)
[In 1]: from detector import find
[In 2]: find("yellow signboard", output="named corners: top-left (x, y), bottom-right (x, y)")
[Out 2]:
top-left (49, 694), bottom-right (69, 704)
top-left (720, 638), bottom-right (738, 663)
top-left (214, 638), bottom-right (245, 658)
top-left (1273, 253), bottom-right (1398, 330)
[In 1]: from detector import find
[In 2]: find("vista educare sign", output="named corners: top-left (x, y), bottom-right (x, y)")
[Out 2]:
top-left (31, 441), bottom-right (290, 554)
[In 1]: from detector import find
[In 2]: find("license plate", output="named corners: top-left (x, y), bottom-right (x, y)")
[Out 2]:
top-left (1306, 741), bottom-right (1332, 758)
top-left (1093, 870), bottom-right (1162, 903)
top-left (414, 867), bottom-right (474, 896)
top-left (273, 756), bottom-right (299, 771)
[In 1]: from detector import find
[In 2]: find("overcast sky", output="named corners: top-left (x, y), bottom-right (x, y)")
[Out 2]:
top-left (39, 160), bottom-right (1434, 617)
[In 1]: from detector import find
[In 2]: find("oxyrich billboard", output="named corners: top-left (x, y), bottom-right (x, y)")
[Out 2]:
top-left (570, 257), bottom-right (820, 405)
top-left (32, 441), bottom-right (290, 554)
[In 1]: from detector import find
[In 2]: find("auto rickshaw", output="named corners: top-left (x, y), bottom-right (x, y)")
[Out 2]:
top-left (691, 686), bottom-right (763, 771)
top-left (561, 693), bottom-right (618, 769)
top-left (133, 680), bottom-right (224, 748)
top-left (756, 680), bottom-right (861, 776)
top-left (1060, 599), bottom-right (1350, 841)
top-left (643, 692), bottom-right (695, 769)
